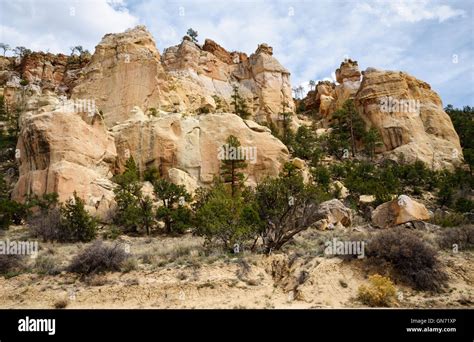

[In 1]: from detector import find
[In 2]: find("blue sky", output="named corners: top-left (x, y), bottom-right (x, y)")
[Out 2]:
top-left (1, 0), bottom-right (473, 106)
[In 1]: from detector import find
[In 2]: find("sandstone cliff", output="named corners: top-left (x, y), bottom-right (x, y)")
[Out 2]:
top-left (303, 59), bottom-right (462, 169)
top-left (72, 26), bottom-right (295, 127)
top-left (0, 25), bottom-right (465, 218)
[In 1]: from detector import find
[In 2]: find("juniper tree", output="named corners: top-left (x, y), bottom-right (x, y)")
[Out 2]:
top-left (61, 192), bottom-right (97, 242)
top-left (194, 182), bottom-right (261, 251)
top-left (362, 127), bottom-right (383, 160)
top-left (0, 43), bottom-right (9, 56)
top-left (331, 99), bottom-right (365, 158)
top-left (279, 101), bottom-right (294, 146)
top-left (154, 178), bottom-right (192, 234)
top-left (255, 165), bottom-right (327, 253)
top-left (219, 135), bottom-right (247, 197)
top-left (231, 85), bottom-right (251, 119)
top-left (113, 157), bottom-right (142, 233)
top-left (186, 28), bottom-right (198, 43)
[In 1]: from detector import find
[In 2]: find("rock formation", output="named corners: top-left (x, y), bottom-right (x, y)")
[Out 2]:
top-left (0, 25), bottom-right (465, 219)
top-left (71, 26), bottom-right (169, 127)
top-left (355, 68), bottom-right (463, 169)
top-left (314, 199), bottom-right (353, 230)
top-left (72, 26), bottom-right (295, 127)
top-left (303, 59), bottom-right (462, 170)
top-left (12, 109), bottom-right (117, 217)
top-left (371, 195), bottom-right (431, 228)
top-left (111, 111), bottom-right (289, 187)
top-left (2, 26), bottom-right (293, 218)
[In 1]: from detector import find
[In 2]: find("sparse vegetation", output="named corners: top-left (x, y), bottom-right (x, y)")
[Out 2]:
top-left (68, 241), bottom-right (128, 275)
top-left (194, 182), bottom-right (261, 251)
top-left (186, 28), bottom-right (198, 43)
top-left (358, 274), bottom-right (397, 307)
top-left (255, 164), bottom-right (328, 252)
top-left (436, 225), bottom-right (474, 250)
top-left (35, 255), bottom-right (60, 275)
top-left (366, 228), bottom-right (448, 291)
top-left (113, 157), bottom-right (145, 234)
top-left (0, 254), bottom-right (25, 277)
top-left (219, 135), bottom-right (247, 197)
top-left (230, 85), bottom-right (251, 119)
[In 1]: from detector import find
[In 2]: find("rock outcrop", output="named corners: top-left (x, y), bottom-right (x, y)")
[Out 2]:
top-left (355, 69), bottom-right (463, 169)
top-left (12, 110), bottom-right (117, 217)
top-left (303, 60), bottom-right (361, 125)
top-left (111, 112), bottom-right (289, 187)
top-left (71, 26), bottom-right (295, 128)
top-left (1, 25), bottom-right (465, 219)
top-left (1, 26), bottom-right (297, 218)
top-left (335, 59), bottom-right (361, 84)
top-left (371, 195), bottom-right (431, 228)
top-left (71, 26), bottom-right (170, 127)
top-left (162, 38), bottom-right (295, 124)
top-left (314, 199), bottom-right (352, 230)
top-left (302, 59), bottom-right (462, 169)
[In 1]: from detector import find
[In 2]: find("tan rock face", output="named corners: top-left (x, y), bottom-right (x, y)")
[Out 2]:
top-left (355, 69), bottom-right (463, 169)
top-left (12, 110), bottom-right (117, 217)
top-left (371, 195), bottom-right (430, 228)
top-left (301, 59), bottom-right (462, 169)
top-left (71, 25), bottom-right (295, 128)
top-left (6, 25), bottom-right (296, 218)
top-left (335, 59), bottom-right (361, 84)
top-left (71, 26), bottom-right (170, 127)
top-left (161, 35), bottom-right (295, 124)
top-left (315, 199), bottom-right (352, 227)
top-left (112, 113), bottom-right (289, 188)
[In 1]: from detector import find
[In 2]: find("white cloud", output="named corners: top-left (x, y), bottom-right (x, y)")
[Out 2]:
top-left (355, 0), bottom-right (466, 25)
top-left (0, 0), bottom-right (139, 53)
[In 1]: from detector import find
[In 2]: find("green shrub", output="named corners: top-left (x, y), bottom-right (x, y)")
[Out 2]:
top-left (290, 126), bottom-right (324, 165)
top-left (143, 166), bottom-right (160, 183)
top-left (312, 165), bottom-right (330, 190)
top-left (431, 211), bottom-right (467, 227)
top-left (113, 157), bottom-right (145, 234)
top-left (154, 178), bottom-right (192, 234)
top-left (29, 207), bottom-right (62, 241)
top-left (61, 192), bottom-right (97, 242)
top-left (455, 198), bottom-right (474, 213)
top-left (194, 183), bottom-right (261, 250)
top-left (255, 168), bottom-right (327, 252)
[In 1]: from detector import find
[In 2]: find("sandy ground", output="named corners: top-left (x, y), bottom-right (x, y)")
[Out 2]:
top-left (0, 225), bottom-right (473, 309)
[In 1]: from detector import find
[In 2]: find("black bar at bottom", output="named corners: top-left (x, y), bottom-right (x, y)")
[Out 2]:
top-left (0, 309), bottom-right (471, 341)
